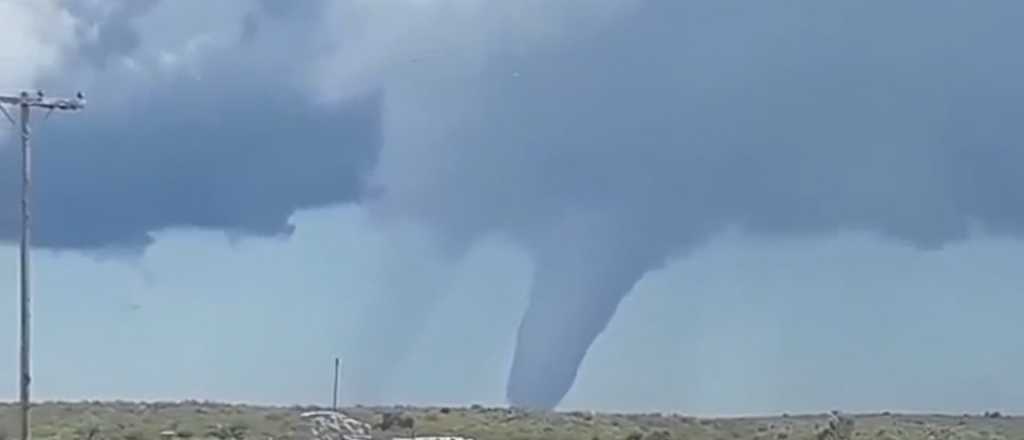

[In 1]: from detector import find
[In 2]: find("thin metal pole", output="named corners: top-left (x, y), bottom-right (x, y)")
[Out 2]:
top-left (18, 101), bottom-right (32, 440)
top-left (332, 357), bottom-right (340, 410)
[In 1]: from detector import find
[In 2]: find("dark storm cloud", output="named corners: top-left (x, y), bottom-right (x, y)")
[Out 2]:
top-left (65, 0), bottom-right (161, 68)
top-left (241, 0), bottom-right (329, 45)
top-left (0, 80), bottom-right (380, 249)
top-left (257, 0), bottom-right (327, 20)
top-left (355, 1), bottom-right (1024, 408)
top-left (10, 0), bottom-right (1024, 410)
top-left (0, 1), bottom-right (380, 249)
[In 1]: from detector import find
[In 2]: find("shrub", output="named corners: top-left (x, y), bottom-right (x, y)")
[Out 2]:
top-left (646, 430), bottom-right (672, 440)
top-left (816, 412), bottom-right (854, 440)
top-left (75, 425), bottom-right (101, 440)
top-left (379, 412), bottom-right (415, 432)
top-left (122, 430), bottom-right (145, 440)
top-left (208, 423), bottom-right (248, 440)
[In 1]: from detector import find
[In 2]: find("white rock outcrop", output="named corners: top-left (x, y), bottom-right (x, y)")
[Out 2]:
top-left (300, 411), bottom-right (373, 440)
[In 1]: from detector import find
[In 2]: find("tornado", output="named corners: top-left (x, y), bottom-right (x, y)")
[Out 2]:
top-left (506, 220), bottom-right (664, 409)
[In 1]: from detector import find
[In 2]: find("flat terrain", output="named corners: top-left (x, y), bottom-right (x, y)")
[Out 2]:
top-left (0, 401), bottom-right (1020, 440)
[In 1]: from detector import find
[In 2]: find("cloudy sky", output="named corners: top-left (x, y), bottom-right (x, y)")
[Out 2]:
top-left (0, 0), bottom-right (1023, 415)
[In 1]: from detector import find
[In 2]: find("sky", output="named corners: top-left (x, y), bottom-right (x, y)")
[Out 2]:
top-left (0, 0), bottom-right (1023, 415)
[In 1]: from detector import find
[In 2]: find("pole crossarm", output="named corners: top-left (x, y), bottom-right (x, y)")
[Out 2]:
top-left (0, 90), bottom-right (86, 111)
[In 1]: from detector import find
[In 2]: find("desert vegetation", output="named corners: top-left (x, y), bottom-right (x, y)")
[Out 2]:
top-left (0, 402), bottom-right (1018, 440)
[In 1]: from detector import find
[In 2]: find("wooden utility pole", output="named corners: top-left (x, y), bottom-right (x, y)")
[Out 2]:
top-left (0, 90), bottom-right (86, 440)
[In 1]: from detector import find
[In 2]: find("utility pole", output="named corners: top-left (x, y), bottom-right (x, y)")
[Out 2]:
top-left (332, 357), bottom-right (341, 410)
top-left (0, 90), bottom-right (86, 440)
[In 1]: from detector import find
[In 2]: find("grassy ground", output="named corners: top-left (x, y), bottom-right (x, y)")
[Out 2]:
top-left (0, 402), bottom-right (1019, 440)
